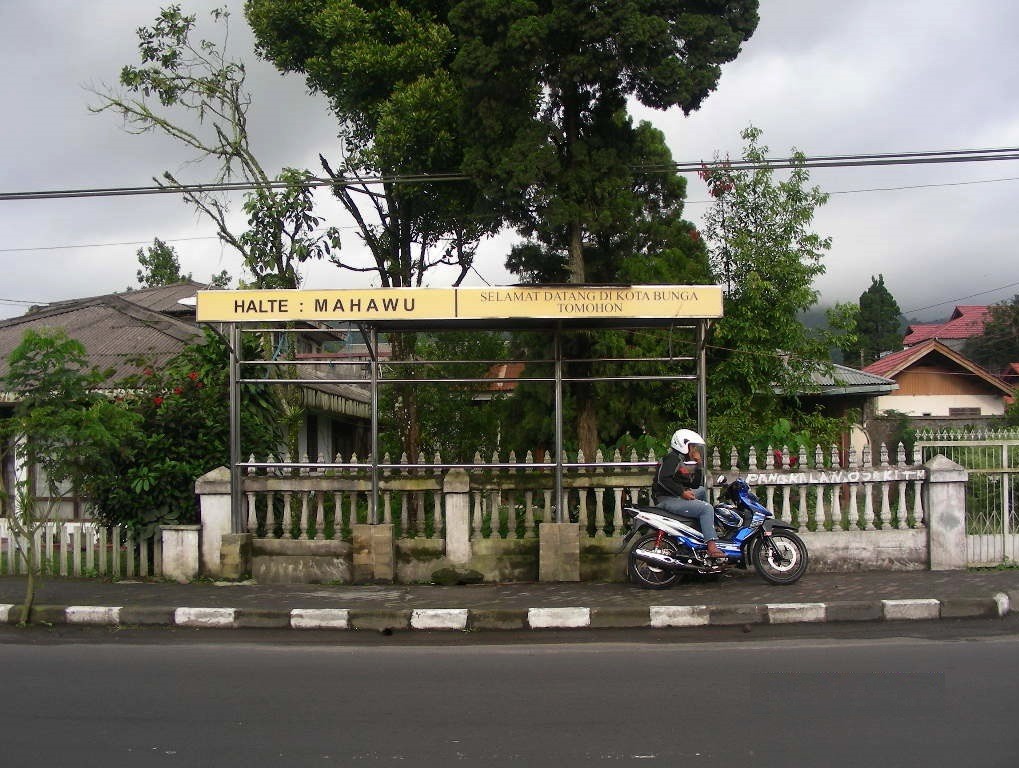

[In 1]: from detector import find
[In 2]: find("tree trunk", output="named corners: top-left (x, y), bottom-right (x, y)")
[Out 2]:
top-left (390, 331), bottom-right (421, 462)
top-left (576, 392), bottom-right (599, 461)
top-left (568, 222), bottom-right (585, 284)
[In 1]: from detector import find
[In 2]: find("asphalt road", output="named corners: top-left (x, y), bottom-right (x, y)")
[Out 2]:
top-left (2, 625), bottom-right (1017, 767)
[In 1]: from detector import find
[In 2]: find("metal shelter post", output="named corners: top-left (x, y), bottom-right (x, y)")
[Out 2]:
top-left (554, 323), bottom-right (564, 522)
top-left (696, 320), bottom-right (708, 439)
top-left (228, 322), bottom-right (244, 533)
top-left (369, 326), bottom-right (380, 524)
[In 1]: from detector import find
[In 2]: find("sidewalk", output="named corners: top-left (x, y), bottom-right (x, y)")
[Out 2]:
top-left (2, 569), bottom-right (1018, 631)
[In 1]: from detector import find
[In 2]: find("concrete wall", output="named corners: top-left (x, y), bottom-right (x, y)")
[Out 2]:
top-left (873, 393), bottom-right (1005, 417)
top-left (193, 456), bottom-right (970, 584)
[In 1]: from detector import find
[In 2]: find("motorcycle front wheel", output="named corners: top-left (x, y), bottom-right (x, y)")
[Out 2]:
top-left (751, 530), bottom-right (808, 585)
top-left (627, 533), bottom-right (682, 590)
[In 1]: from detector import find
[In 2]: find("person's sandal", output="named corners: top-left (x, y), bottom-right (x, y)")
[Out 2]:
top-left (706, 542), bottom-right (726, 559)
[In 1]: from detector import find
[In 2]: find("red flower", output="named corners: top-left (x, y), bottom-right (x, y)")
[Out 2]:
top-left (153, 396), bottom-right (164, 406)
top-left (143, 368), bottom-right (155, 377)
top-left (194, 381), bottom-right (204, 389)
top-left (186, 371), bottom-right (199, 381)
top-left (173, 387), bottom-right (184, 395)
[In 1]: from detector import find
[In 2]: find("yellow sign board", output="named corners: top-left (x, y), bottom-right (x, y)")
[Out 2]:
top-left (195, 285), bottom-right (723, 323)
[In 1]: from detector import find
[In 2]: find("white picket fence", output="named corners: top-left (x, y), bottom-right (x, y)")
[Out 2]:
top-left (0, 521), bottom-right (161, 578)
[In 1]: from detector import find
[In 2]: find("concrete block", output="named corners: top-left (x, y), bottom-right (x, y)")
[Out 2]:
top-left (590, 607), bottom-right (650, 628)
top-left (251, 554), bottom-right (350, 585)
top-left (234, 609), bottom-right (291, 629)
top-left (219, 533), bottom-right (252, 580)
top-left (197, 466), bottom-right (232, 577)
top-left (709, 604), bottom-right (766, 626)
top-left (352, 524), bottom-right (395, 583)
top-left (410, 609), bottom-right (469, 631)
top-left (650, 605), bottom-right (710, 628)
top-left (939, 597), bottom-right (1005, 619)
top-left (766, 602), bottom-right (826, 624)
top-left (882, 598), bottom-right (940, 621)
top-left (527, 607), bottom-right (590, 628)
top-left (119, 606), bottom-right (176, 626)
top-left (996, 592), bottom-right (1010, 616)
top-left (468, 609), bottom-right (527, 631)
top-left (348, 610), bottom-right (410, 632)
top-left (291, 609), bottom-right (350, 630)
top-left (174, 607), bottom-right (237, 628)
top-left (824, 601), bottom-right (883, 622)
top-left (161, 525), bottom-right (201, 583)
top-left (443, 469), bottom-right (471, 565)
top-left (66, 606), bottom-right (121, 626)
top-left (539, 523), bottom-right (580, 582)
top-left (0, 604), bottom-right (14, 624)
top-left (29, 605), bottom-right (67, 624)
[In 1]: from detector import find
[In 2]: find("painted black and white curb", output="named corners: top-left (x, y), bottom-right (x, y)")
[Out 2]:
top-left (0, 595), bottom-right (1010, 630)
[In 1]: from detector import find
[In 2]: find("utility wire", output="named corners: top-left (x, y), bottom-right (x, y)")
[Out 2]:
top-left (4, 147), bottom-right (1019, 201)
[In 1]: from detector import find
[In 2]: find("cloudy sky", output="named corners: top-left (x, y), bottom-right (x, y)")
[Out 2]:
top-left (2, 0), bottom-right (1019, 321)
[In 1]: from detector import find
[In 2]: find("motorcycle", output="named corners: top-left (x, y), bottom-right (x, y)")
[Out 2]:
top-left (619, 475), bottom-right (808, 589)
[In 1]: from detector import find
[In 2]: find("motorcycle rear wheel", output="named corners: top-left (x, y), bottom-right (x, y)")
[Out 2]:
top-left (628, 533), bottom-right (683, 590)
top-left (751, 530), bottom-right (808, 585)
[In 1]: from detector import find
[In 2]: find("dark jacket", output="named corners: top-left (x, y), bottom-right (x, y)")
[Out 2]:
top-left (652, 449), bottom-right (703, 501)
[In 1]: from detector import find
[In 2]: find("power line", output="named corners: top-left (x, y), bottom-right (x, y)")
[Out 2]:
top-left (0, 235), bottom-right (220, 254)
top-left (4, 147), bottom-right (1019, 202)
top-left (901, 280), bottom-right (1019, 315)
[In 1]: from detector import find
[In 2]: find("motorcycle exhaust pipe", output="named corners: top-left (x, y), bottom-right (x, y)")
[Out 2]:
top-left (632, 547), bottom-right (712, 572)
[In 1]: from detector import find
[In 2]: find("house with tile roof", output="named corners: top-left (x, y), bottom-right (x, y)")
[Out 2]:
top-left (903, 305), bottom-right (991, 351)
top-left (862, 339), bottom-right (1013, 428)
top-left (0, 283), bottom-right (370, 521)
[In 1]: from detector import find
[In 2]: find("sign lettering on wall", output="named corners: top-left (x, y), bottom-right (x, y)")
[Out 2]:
top-left (195, 285), bottom-right (724, 322)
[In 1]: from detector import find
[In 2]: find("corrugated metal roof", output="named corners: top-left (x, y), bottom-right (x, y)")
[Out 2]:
top-left (807, 362), bottom-right (898, 393)
top-left (0, 295), bottom-right (202, 384)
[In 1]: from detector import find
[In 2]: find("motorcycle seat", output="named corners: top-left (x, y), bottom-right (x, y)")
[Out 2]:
top-left (633, 504), bottom-right (702, 526)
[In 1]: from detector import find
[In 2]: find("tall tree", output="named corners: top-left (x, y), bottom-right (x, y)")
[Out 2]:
top-left (850, 274), bottom-right (902, 366)
top-left (451, 0), bottom-right (759, 283)
top-left (245, 0), bottom-right (501, 460)
top-left (136, 238), bottom-right (191, 287)
top-left (699, 126), bottom-right (833, 448)
top-left (91, 5), bottom-right (338, 290)
top-left (504, 122), bottom-right (712, 456)
top-left (964, 294), bottom-right (1019, 371)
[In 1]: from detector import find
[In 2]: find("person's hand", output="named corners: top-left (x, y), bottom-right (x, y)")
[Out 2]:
top-left (681, 490), bottom-right (695, 500)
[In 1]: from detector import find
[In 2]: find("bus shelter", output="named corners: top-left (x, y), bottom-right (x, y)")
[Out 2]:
top-left (196, 285), bottom-right (724, 533)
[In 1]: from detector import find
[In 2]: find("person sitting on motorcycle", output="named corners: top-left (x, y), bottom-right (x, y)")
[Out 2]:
top-left (652, 429), bottom-right (725, 559)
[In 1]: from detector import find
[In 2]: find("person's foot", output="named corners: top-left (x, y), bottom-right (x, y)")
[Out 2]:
top-left (706, 541), bottom-right (726, 559)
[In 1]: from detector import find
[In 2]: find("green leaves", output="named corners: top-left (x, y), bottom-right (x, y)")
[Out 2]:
top-left (700, 126), bottom-right (834, 446)
top-left (452, 0), bottom-right (759, 281)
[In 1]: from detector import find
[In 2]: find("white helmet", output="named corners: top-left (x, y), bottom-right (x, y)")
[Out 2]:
top-left (670, 428), bottom-right (704, 454)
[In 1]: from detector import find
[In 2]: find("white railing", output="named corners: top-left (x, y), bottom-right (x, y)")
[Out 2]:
top-left (238, 442), bottom-right (927, 542)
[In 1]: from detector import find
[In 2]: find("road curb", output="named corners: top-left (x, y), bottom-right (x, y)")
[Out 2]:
top-left (0, 594), bottom-right (1011, 630)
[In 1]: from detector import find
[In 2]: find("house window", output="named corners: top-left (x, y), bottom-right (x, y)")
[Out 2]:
top-left (949, 407), bottom-right (981, 417)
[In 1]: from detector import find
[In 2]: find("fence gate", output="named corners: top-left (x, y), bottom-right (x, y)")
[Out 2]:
top-left (916, 429), bottom-right (1019, 566)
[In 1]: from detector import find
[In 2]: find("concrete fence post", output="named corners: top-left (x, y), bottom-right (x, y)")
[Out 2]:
top-left (160, 525), bottom-right (201, 583)
top-left (196, 466), bottom-right (232, 577)
top-left (443, 468), bottom-right (471, 565)
top-left (923, 454), bottom-right (969, 570)
top-left (539, 522), bottom-right (581, 581)
top-left (352, 524), bottom-right (395, 583)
